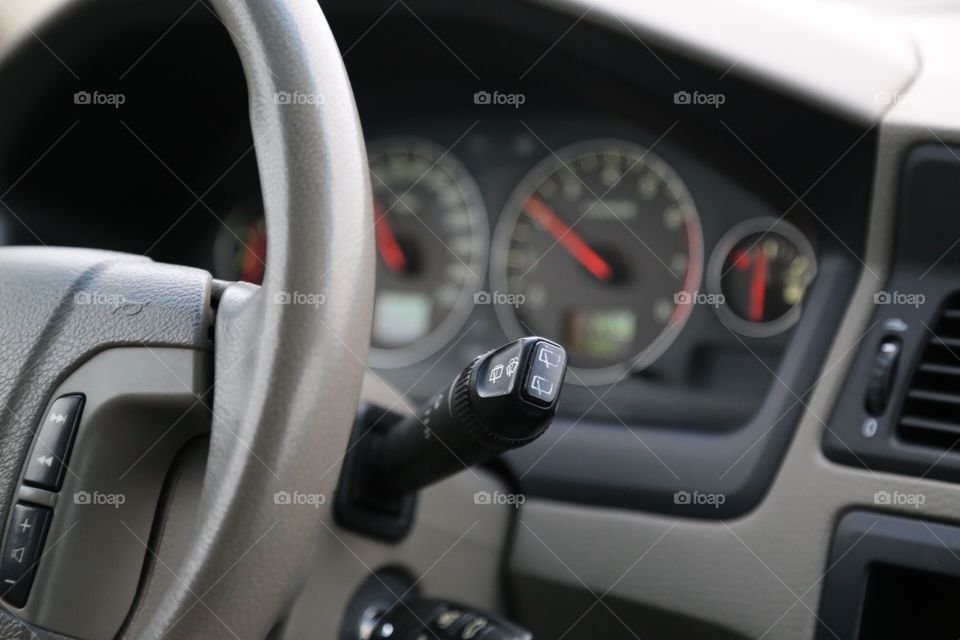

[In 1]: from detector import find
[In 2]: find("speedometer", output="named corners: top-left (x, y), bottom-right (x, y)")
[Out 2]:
top-left (213, 137), bottom-right (488, 369)
top-left (491, 140), bottom-right (702, 385)
top-left (368, 137), bottom-right (488, 368)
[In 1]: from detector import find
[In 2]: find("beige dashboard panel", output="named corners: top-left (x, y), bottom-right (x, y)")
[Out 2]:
top-left (509, 8), bottom-right (960, 639)
top-left (540, 0), bottom-right (918, 124)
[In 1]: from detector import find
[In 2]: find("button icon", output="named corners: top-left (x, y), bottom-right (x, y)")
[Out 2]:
top-left (488, 364), bottom-right (504, 383)
top-left (24, 395), bottom-right (84, 491)
top-left (529, 376), bottom-right (554, 397)
top-left (1, 503), bottom-right (52, 607)
top-left (506, 357), bottom-right (520, 377)
top-left (537, 345), bottom-right (562, 369)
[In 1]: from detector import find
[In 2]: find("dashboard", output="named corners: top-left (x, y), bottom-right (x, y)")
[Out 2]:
top-left (5, 0), bottom-right (950, 637)
top-left (1, 112), bottom-right (823, 424)
top-left (213, 119), bottom-right (816, 395)
top-left (0, 0), bottom-right (875, 518)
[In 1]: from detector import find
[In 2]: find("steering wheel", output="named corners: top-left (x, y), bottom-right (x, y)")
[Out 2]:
top-left (0, 0), bottom-right (372, 637)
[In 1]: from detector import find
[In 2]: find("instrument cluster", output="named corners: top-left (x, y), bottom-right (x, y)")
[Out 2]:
top-left (214, 130), bottom-right (817, 387)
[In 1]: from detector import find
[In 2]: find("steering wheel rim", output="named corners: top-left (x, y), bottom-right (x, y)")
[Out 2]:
top-left (139, 0), bottom-right (374, 636)
top-left (0, 0), bottom-right (373, 637)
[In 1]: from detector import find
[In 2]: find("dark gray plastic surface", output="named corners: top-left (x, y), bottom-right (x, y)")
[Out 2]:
top-left (14, 348), bottom-right (211, 639)
top-left (824, 144), bottom-right (960, 481)
top-left (0, 248), bottom-right (211, 638)
top-left (816, 511), bottom-right (960, 640)
top-left (505, 255), bottom-right (859, 518)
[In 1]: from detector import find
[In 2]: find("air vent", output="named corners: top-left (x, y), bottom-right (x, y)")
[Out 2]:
top-left (898, 294), bottom-right (960, 447)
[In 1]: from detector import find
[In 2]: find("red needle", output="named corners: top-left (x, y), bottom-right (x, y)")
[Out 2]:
top-left (240, 222), bottom-right (266, 284)
top-left (374, 199), bottom-right (407, 273)
top-left (523, 197), bottom-right (613, 282)
top-left (748, 245), bottom-right (767, 322)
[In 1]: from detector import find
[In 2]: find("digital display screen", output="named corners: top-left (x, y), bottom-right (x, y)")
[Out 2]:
top-left (565, 309), bottom-right (637, 360)
top-left (373, 291), bottom-right (433, 347)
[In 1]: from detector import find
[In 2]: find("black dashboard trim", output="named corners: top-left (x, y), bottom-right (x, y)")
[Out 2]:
top-left (505, 253), bottom-right (859, 518)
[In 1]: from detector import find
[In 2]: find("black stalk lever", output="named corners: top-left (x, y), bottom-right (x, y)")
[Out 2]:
top-left (335, 337), bottom-right (567, 540)
top-left (372, 337), bottom-right (567, 498)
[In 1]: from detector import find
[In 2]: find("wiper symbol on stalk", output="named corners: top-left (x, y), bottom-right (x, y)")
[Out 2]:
top-left (538, 346), bottom-right (562, 369)
top-left (529, 375), bottom-right (554, 397)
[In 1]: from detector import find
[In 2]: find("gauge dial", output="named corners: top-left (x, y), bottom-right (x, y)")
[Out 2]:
top-left (214, 209), bottom-right (267, 284)
top-left (708, 218), bottom-right (816, 336)
top-left (368, 137), bottom-right (488, 367)
top-left (492, 140), bottom-right (703, 384)
top-left (213, 138), bottom-right (487, 368)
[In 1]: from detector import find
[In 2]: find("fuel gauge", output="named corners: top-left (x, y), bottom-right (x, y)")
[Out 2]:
top-left (708, 218), bottom-right (816, 337)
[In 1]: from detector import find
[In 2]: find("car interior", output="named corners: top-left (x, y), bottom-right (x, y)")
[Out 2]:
top-left (0, 0), bottom-right (958, 638)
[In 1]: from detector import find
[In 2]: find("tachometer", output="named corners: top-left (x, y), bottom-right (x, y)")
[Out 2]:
top-left (368, 137), bottom-right (488, 367)
top-left (491, 140), bottom-right (703, 385)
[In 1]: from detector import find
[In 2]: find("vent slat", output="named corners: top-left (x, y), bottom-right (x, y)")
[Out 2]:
top-left (927, 336), bottom-right (960, 349)
top-left (897, 294), bottom-right (960, 448)
top-left (901, 415), bottom-right (960, 434)
top-left (900, 415), bottom-right (960, 437)
top-left (907, 389), bottom-right (960, 406)
top-left (918, 362), bottom-right (960, 377)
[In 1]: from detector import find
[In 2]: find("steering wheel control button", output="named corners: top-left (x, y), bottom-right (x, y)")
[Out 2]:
top-left (865, 338), bottom-right (902, 416)
top-left (0, 503), bottom-right (52, 607)
top-left (476, 342), bottom-right (523, 398)
top-left (23, 394), bottom-right (84, 491)
top-left (522, 341), bottom-right (566, 406)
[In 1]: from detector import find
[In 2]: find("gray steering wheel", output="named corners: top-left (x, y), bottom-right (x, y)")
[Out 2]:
top-left (0, 0), bottom-right (373, 637)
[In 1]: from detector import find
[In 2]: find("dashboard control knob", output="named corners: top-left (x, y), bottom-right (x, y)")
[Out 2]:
top-left (865, 337), bottom-right (901, 416)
